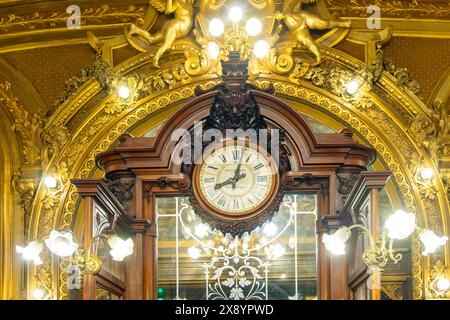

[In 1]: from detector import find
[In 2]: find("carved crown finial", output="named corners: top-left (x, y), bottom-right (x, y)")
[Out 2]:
top-left (220, 51), bottom-right (249, 83)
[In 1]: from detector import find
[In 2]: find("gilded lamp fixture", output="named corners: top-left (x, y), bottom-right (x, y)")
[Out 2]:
top-left (17, 225), bottom-right (133, 275)
top-left (322, 210), bottom-right (448, 271)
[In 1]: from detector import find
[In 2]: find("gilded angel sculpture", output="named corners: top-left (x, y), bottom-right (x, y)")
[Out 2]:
top-left (128, 0), bottom-right (195, 68)
top-left (277, 0), bottom-right (351, 65)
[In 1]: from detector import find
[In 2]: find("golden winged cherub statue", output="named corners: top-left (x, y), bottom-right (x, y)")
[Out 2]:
top-left (128, 0), bottom-right (194, 68)
top-left (277, 0), bottom-right (351, 65)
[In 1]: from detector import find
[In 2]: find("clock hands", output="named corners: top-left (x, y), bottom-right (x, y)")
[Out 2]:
top-left (214, 173), bottom-right (246, 190)
top-left (215, 147), bottom-right (247, 191)
top-left (232, 147), bottom-right (245, 190)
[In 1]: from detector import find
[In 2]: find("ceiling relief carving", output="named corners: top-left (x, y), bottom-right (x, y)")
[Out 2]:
top-left (0, 4), bottom-right (146, 35)
top-left (121, 0), bottom-right (352, 78)
top-left (325, 0), bottom-right (450, 19)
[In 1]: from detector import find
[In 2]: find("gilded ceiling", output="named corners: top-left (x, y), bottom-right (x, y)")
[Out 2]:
top-left (0, 0), bottom-right (449, 112)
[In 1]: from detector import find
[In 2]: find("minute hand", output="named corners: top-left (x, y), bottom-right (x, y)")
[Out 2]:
top-left (232, 148), bottom-right (246, 189)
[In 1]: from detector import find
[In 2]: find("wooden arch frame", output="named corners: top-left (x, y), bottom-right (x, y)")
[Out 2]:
top-left (91, 77), bottom-right (377, 300)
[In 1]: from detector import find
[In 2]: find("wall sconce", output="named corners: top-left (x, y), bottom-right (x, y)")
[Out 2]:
top-left (322, 210), bottom-right (448, 270)
top-left (17, 230), bottom-right (134, 276)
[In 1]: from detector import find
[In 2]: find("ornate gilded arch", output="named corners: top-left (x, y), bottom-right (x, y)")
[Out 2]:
top-left (19, 6), bottom-right (448, 301)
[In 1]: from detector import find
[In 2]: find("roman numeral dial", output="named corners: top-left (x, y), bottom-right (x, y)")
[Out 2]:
top-left (197, 145), bottom-right (275, 214)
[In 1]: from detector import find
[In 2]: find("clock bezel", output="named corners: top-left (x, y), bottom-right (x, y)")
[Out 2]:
top-left (192, 139), bottom-right (280, 223)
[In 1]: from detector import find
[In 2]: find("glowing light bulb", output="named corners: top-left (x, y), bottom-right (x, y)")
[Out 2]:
top-left (207, 42), bottom-right (220, 60)
top-left (263, 222), bottom-right (277, 237)
top-left (32, 287), bottom-right (46, 300)
top-left (346, 80), bottom-right (360, 95)
top-left (245, 18), bottom-right (262, 36)
top-left (108, 236), bottom-right (134, 261)
top-left (209, 18), bottom-right (224, 37)
top-left (420, 229), bottom-right (448, 256)
top-left (16, 241), bottom-right (43, 265)
top-left (44, 176), bottom-right (57, 189)
top-left (188, 246), bottom-right (200, 259)
top-left (254, 40), bottom-right (269, 58)
top-left (229, 7), bottom-right (242, 23)
top-left (194, 223), bottom-right (209, 238)
top-left (436, 278), bottom-right (450, 291)
top-left (266, 244), bottom-right (285, 260)
top-left (118, 85), bottom-right (130, 99)
top-left (44, 230), bottom-right (78, 257)
top-left (420, 167), bottom-right (434, 180)
top-left (322, 227), bottom-right (350, 255)
top-left (385, 210), bottom-right (416, 240)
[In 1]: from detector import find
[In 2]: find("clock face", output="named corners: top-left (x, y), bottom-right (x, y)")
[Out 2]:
top-left (197, 145), bottom-right (275, 214)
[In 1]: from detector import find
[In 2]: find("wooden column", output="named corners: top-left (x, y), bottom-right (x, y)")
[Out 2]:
top-left (82, 196), bottom-right (96, 300)
top-left (73, 179), bottom-right (148, 300)
top-left (338, 172), bottom-right (391, 300)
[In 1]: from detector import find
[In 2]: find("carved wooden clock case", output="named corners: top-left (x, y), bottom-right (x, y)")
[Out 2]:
top-left (87, 52), bottom-right (377, 299)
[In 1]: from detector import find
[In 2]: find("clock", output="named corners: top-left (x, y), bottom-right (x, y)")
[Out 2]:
top-left (192, 142), bottom-right (281, 235)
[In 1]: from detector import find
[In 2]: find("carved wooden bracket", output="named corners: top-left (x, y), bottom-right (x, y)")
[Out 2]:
top-left (142, 174), bottom-right (190, 201)
top-left (282, 172), bottom-right (330, 198)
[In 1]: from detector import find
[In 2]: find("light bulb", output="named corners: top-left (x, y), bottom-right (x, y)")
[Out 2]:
top-left (44, 230), bottom-right (78, 257)
top-left (263, 222), bottom-right (277, 237)
top-left (322, 227), bottom-right (350, 255)
top-left (419, 167), bottom-right (434, 180)
top-left (254, 40), bottom-right (269, 59)
top-left (118, 85), bottom-right (130, 99)
top-left (207, 42), bottom-right (220, 60)
top-left (420, 229), bottom-right (448, 256)
top-left (245, 18), bottom-right (262, 36)
top-left (229, 7), bottom-right (242, 23)
top-left (436, 278), bottom-right (450, 291)
top-left (194, 223), bottom-right (209, 238)
top-left (188, 246), bottom-right (200, 259)
top-left (44, 176), bottom-right (57, 189)
top-left (346, 80), bottom-right (360, 95)
top-left (266, 244), bottom-right (285, 260)
top-left (32, 287), bottom-right (46, 300)
top-left (16, 241), bottom-right (43, 265)
top-left (108, 236), bottom-right (134, 261)
top-left (385, 210), bottom-right (416, 240)
top-left (209, 18), bottom-right (224, 37)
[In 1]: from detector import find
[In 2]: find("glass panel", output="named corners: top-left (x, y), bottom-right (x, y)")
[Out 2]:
top-left (156, 193), bottom-right (317, 300)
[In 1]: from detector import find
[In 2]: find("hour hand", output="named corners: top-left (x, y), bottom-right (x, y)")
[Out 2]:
top-left (214, 177), bottom-right (234, 190)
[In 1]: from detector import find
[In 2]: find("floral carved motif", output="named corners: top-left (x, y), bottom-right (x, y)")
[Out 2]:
top-left (0, 5), bottom-right (146, 33)
top-left (0, 80), bottom-right (70, 166)
top-left (54, 55), bottom-right (118, 108)
top-left (325, 0), bottom-right (450, 19)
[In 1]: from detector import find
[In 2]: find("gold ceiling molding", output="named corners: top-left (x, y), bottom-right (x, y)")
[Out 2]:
top-left (0, 80), bottom-right (70, 167)
top-left (0, 5), bottom-right (146, 35)
top-left (325, 0), bottom-right (450, 19)
top-left (54, 54), bottom-right (118, 109)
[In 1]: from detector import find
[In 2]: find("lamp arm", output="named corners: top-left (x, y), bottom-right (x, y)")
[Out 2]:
top-left (387, 237), bottom-right (402, 263)
top-left (87, 233), bottom-right (110, 256)
top-left (347, 224), bottom-right (376, 248)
